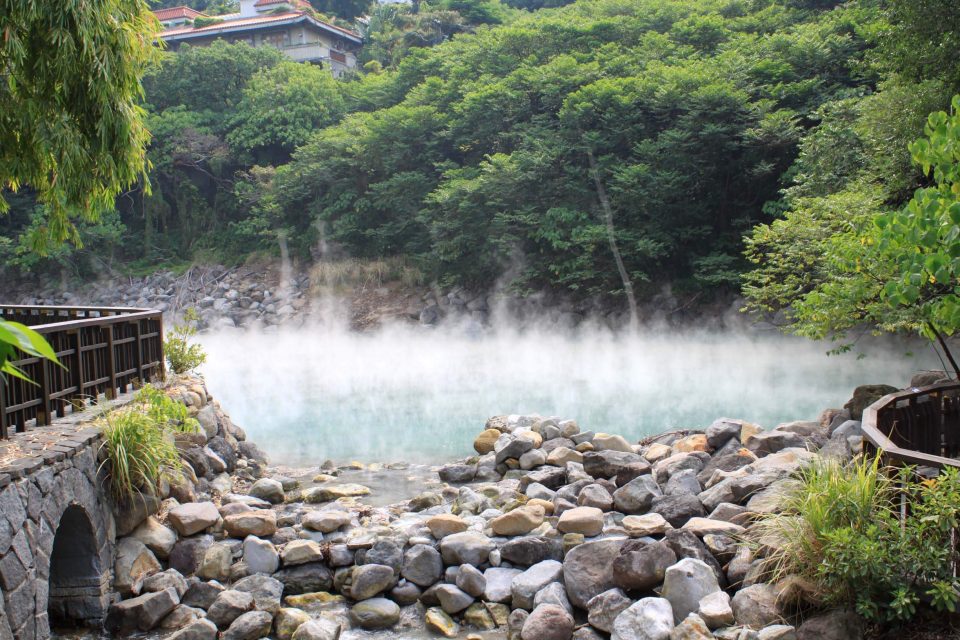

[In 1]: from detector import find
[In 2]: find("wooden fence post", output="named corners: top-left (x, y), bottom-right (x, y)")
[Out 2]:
top-left (106, 325), bottom-right (118, 400)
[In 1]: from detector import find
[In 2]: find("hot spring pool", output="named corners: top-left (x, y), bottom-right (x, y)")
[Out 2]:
top-left (199, 323), bottom-right (938, 466)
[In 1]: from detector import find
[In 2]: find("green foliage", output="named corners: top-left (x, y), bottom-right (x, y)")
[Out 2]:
top-left (0, 320), bottom-right (61, 383)
top-left (193, 16), bottom-right (224, 28)
top-left (98, 403), bottom-right (181, 503)
top-left (134, 385), bottom-right (200, 434)
top-left (758, 458), bottom-right (960, 623)
top-left (164, 309), bottom-right (208, 375)
top-left (0, 0), bottom-right (158, 251)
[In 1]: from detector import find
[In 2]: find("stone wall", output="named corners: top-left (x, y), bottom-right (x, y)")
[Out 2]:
top-left (0, 427), bottom-right (114, 640)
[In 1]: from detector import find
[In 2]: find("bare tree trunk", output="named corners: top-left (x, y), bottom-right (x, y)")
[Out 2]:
top-left (927, 322), bottom-right (960, 379)
top-left (586, 146), bottom-right (639, 331)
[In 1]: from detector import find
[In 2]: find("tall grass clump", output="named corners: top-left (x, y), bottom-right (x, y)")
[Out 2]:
top-left (99, 409), bottom-right (180, 503)
top-left (135, 384), bottom-right (200, 433)
top-left (757, 456), bottom-right (960, 623)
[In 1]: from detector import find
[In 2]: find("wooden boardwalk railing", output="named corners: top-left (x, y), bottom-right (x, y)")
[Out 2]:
top-left (0, 305), bottom-right (165, 438)
top-left (862, 382), bottom-right (960, 469)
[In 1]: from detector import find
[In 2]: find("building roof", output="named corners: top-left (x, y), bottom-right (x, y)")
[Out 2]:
top-left (153, 6), bottom-right (204, 21)
top-left (159, 10), bottom-right (362, 44)
top-left (254, 0), bottom-right (311, 8)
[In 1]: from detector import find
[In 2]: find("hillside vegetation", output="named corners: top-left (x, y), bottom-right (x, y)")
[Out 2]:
top-left (2, 0), bottom-right (957, 313)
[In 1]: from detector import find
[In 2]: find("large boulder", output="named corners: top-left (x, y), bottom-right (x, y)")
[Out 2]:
top-left (131, 516), bottom-right (178, 559)
top-left (587, 588), bottom-right (632, 633)
top-left (349, 598), bottom-right (400, 629)
top-left (512, 560), bottom-right (564, 610)
top-left (612, 540), bottom-right (677, 592)
top-left (168, 502), bottom-right (221, 536)
top-left (844, 384), bottom-right (897, 420)
top-left (223, 510), bottom-right (277, 537)
top-left (796, 608), bottom-right (863, 640)
top-left (563, 537), bottom-right (626, 609)
top-left (114, 537), bottom-right (162, 596)
top-left (611, 597), bottom-right (674, 640)
top-left (223, 611), bottom-right (273, 640)
top-left (612, 475), bottom-right (661, 514)
top-left (557, 506), bottom-right (604, 536)
top-left (249, 478), bottom-right (285, 504)
top-left (233, 574), bottom-right (284, 614)
top-left (500, 536), bottom-right (563, 566)
top-left (350, 564), bottom-right (396, 600)
top-left (243, 536), bottom-right (280, 575)
top-left (584, 451), bottom-right (643, 480)
top-left (401, 544), bottom-right (443, 587)
top-left (650, 493), bottom-right (705, 528)
top-left (731, 583), bottom-right (781, 629)
top-left (274, 563), bottom-right (334, 595)
top-left (104, 587), bottom-right (180, 633)
top-left (440, 531), bottom-right (495, 566)
top-left (521, 603), bottom-right (574, 640)
top-left (660, 558), bottom-right (721, 623)
top-left (206, 590), bottom-right (255, 629)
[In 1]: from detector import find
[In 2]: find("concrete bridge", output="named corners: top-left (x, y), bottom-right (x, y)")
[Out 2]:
top-left (0, 422), bottom-right (115, 639)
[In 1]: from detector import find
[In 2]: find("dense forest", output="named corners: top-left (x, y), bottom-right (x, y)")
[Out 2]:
top-left (1, 0), bottom-right (958, 313)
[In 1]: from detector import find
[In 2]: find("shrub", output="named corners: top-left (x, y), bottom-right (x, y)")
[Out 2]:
top-left (99, 408), bottom-right (180, 503)
top-left (758, 456), bottom-right (960, 623)
top-left (135, 384), bottom-right (200, 433)
top-left (164, 308), bottom-right (207, 374)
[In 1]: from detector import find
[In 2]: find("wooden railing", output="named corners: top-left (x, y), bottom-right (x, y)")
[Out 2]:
top-left (0, 305), bottom-right (165, 438)
top-left (862, 382), bottom-right (960, 469)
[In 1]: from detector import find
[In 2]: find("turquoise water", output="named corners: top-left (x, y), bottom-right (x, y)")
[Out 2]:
top-left (200, 323), bottom-right (938, 466)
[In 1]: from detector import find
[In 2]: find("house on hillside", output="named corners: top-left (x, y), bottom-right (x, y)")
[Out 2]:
top-left (154, 0), bottom-right (363, 76)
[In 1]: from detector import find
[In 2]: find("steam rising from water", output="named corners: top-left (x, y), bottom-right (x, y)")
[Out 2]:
top-left (200, 321), bottom-right (937, 466)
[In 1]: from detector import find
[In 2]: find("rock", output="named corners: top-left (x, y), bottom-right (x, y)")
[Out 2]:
top-left (663, 531), bottom-right (724, 586)
top-left (168, 618), bottom-right (218, 640)
top-left (304, 484), bottom-right (371, 502)
top-left (425, 607), bottom-right (460, 637)
top-left (512, 560), bottom-right (564, 610)
top-left (223, 611), bottom-right (273, 640)
top-left (661, 558), bottom-right (721, 623)
top-left (680, 518), bottom-right (744, 536)
top-left (670, 613), bottom-right (712, 640)
top-left (282, 540), bottom-right (324, 566)
top-left (456, 564), bottom-right (487, 598)
top-left (475, 429), bottom-right (502, 454)
top-left (249, 478), bottom-right (285, 504)
top-left (274, 563), bottom-right (334, 595)
top-left (159, 603), bottom-right (201, 631)
top-left (182, 580), bottom-right (225, 609)
top-left (114, 537), bottom-right (162, 595)
top-left (440, 531), bottom-right (495, 566)
top-left (492, 505), bottom-right (546, 536)
top-left (613, 475), bottom-right (662, 513)
top-left (521, 604), bottom-right (574, 640)
top-left (587, 588), bottom-right (632, 633)
top-left (233, 574), bottom-right (284, 613)
top-left (612, 539), bottom-right (677, 591)
top-left (533, 581), bottom-right (572, 614)
top-left (435, 584), bottom-right (475, 614)
top-left (224, 510), bottom-right (277, 537)
top-left (198, 543), bottom-right (233, 581)
top-left (557, 506), bottom-right (604, 536)
top-left (759, 625), bottom-right (798, 640)
top-left (745, 431), bottom-right (806, 456)
top-left (644, 443), bottom-right (672, 463)
top-left (291, 618), bottom-right (342, 640)
top-left (664, 469), bottom-right (702, 496)
top-left (509, 609), bottom-right (530, 640)
top-left (244, 536), bottom-right (280, 575)
top-left (399, 544), bottom-right (442, 587)
top-left (466, 601), bottom-right (500, 629)
top-left (496, 433), bottom-right (535, 464)
top-left (844, 384), bottom-right (897, 420)
top-left (207, 590), bottom-right (255, 629)
top-left (426, 514), bottom-right (469, 539)
top-left (483, 567), bottom-right (522, 603)
top-left (584, 451), bottom-right (643, 479)
top-left (673, 434), bottom-right (708, 453)
top-left (501, 536), bottom-right (563, 566)
top-left (104, 587), bottom-right (180, 633)
top-left (143, 569), bottom-right (188, 597)
top-left (168, 501), bottom-right (221, 536)
top-left (115, 493), bottom-right (162, 536)
top-left (578, 484), bottom-right (614, 510)
top-left (705, 419), bottom-right (743, 450)
top-left (131, 516), bottom-right (178, 559)
top-left (439, 462), bottom-right (478, 483)
top-left (409, 492), bottom-right (443, 511)
top-left (302, 510), bottom-right (351, 533)
top-left (795, 608), bottom-right (863, 640)
top-left (520, 449), bottom-right (548, 470)
top-left (350, 564), bottom-right (396, 600)
top-left (593, 433), bottom-right (634, 453)
top-left (563, 537), bottom-right (626, 609)
top-left (611, 597), bottom-right (674, 640)
top-left (274, 608), bottom-right (311, 640)
top-left (731, 583), bottom-right (781, 629)
top-left (697, 590), bottom-right (733, 629)
top-left (650, 494), bottom-right (705, 528)
top-left (547, 447), bottom-right (583, 466)
top-left (623, 513), bottom-right (672, 537)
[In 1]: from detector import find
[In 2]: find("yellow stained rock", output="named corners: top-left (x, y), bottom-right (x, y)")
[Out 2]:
top-left (474, 428), bottom-right (502, 455)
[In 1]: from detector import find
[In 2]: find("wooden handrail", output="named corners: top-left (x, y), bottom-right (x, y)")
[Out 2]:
top-left (0, 305), bottom-right (166, 439)
top-left (862, 382), bottom-right (960, 469)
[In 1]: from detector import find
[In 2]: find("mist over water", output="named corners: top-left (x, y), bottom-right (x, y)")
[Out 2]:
top-left (199, 320), bottom-right (938, 466)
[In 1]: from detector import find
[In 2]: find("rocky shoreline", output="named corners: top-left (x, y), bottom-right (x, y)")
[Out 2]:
top-left (100, 375), bottom-right (903, 640)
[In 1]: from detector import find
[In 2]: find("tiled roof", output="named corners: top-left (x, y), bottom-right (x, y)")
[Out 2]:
top-left (153, 6), bottom-right (204, 21)
top-left (254, 0), bottom-right (311, 8)
top-left (159, 10), bottom-right (361, 42)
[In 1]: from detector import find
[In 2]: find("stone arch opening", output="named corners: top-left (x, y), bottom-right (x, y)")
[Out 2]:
top-left (48, 504), bottom-right (104, 627)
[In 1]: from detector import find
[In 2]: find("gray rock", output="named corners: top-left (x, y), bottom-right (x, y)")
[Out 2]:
top-left (142, 569), bottom-right (188, 598)
top-left (584, 451), bottom-right (643, 479)
top-left (512, 560), bottom-right (564, 610)
top-left (131, 516), bottom-right (178, 559)
top-left (243, 535), bottom-right (279, 575)
top-left (232, 574), bottom-right (284, 614)
top-left (759, 625), bottom-right (798, 640)
top-left (563, 537), bottom-right (626, 609)
top-left (350, 564), bottom-right (396, 600)
top-left (612, 475), bottom-right (662, 514)
top-left (663, 531), bottom-right (725, 586)
top-left (745, 430), bottom-right (805, 456)
top-left (534, 581), bottom-right (572, 614)
top-left (390, 580), bottom-right (422, 606)
top-left (649, 493), bottom-right (705, 528)
top-left (181, 580), bottom-right (225, 610)
top-left (496, 433), bottom-right (535, 464)
top-left (610, 597), bottom-right (674, 640)
top-left (435, 584), bottom-right (475, 614)
top-left (731, 583), bottom-right (781, 629)
top-left (168, 502), bottom-right (221, 536)
top-left (274, 562), bottom-right (334, 595)
top-left (697, 590), bottom-right (733, 629)
top-left (439, 463), bottom-right (478, 483)
top-left (705, 419), bottom-right (742, 450)
top-left (206, 590), bottom-right (255, 629)
top-left (484, 567), bottom-right (523, 603)
top-left (104, 587), bottom-right (180, 633)
top-left (292, 618), bottom-right (342, 640)
top-left (614, 461), bottom-right (653, 487)
top-left (248, 478), bottom-right (284, 504)
top-left (500, 536), bottom-right (563, 566)
top-left (612, 539), bottom-right (677, 591)
top-left (796, 608), bottom-right (863, 640)
top-left (114, 537), bottom-right (161, 596)
top-left (660, 558), bottom-right (720, 623)
top-left (401, 544), bottom-right (443, 587)
top-left (456, 563), bottom-right (486, 598)
top-left (587, 588), bottom-right (631, 633)
top-left (664, 469), bottom-right (701, 497)
top-left (223, 610), bottom-right (273, 640)
top-left (440, 531), bottom-right (494, 566)
top-left (168, 618), bottom-right (219, 640)
top-left (198, 542), bottom-right (233, 581)
top-left (521, 603), bottom-right (574, 640)
top-left (170, 535), bottom-right (215, 576)
top-left (359, 538), bottom-right (404, 572)
top-left (578, 484), bottom-right (614, 511)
